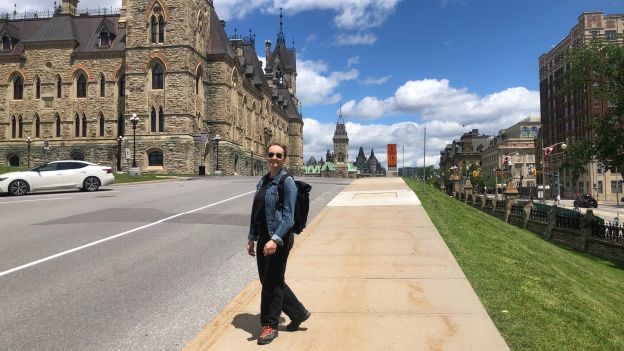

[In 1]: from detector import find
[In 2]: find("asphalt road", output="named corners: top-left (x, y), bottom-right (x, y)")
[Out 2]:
top-left (0, 176), bottom-right (351, 351)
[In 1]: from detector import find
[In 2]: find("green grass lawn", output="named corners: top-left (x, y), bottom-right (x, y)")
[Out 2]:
top-left (0, 165), bottom-right (26, 174)
top-left (405, 179), bottom-right (624, 351)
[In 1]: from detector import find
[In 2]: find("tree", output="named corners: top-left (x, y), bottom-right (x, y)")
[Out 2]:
top-left (564, 39), bottom-right (624, 174)
top-left (560, 137), bottom-right (593, 194)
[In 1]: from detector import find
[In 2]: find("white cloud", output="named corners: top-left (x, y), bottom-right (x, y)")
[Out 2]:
top-left (297, 59), bottom-right (358, 105)
top-left (360, 75), bottom-right (392, 86)
top-left (347, 56), bottom-right (360, 67)
top-left (333, 32), bottom-right (377, 46)
top-left (215, 0), bottom-right (401, 30)
top-left (303, 117), bottom-right (462, 168)
top-left (342, 78), bottom-right (540, 128)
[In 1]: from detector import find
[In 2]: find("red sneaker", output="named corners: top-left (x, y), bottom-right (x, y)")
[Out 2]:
top-left (257, 325), bottom-right (278, 345)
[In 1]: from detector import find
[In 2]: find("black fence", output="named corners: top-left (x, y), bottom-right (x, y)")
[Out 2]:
top-left (592, 222), bottom-right (624, 244)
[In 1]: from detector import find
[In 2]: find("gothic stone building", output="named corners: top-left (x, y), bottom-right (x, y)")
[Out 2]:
top-left (0, 0), bottom-right (303, 175)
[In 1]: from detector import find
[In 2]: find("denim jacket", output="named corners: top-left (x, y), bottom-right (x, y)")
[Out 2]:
top-left (248, 168), bottom-right (297, 246)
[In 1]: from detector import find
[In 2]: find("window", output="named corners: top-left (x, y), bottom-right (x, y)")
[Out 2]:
top-left (150, 108), bottom-right (157, 132)
top-left (605, 30), bottom-right (616, 41)
top-left (151, 15), bottom-right (158, 43)
top-left (158, 107), bottom-right (164, 132)
top-left (118, 74), bottom-right (125, 97)
top-left (117, 114), bottom-right (125, 136)
top-left (77, 73), bottom-right (87, 98)
top-left (1, 34), bottom-right (11, 51)
top-left (18, 116), bottom-right (23, 138)
top-left (82, 114), bottom-right (87, 137)
top-left (55, 114), bottom-right (61, 137)
top-left (13, 75), bottom-right (23, 100)
top-left (35, 77), bottom-right (41, 99)
top-left (100, 75), bottom-right (106, 97)
top-left (593, 97), bottom-right (600, 108)
top-left (11, 116), bottom-right (16, 138)
top-left (148, 150), bottom-right (164, 166)
top-left (99, 113), bottom-right (105, 137)
top-left (597, 181), bottom-right (603, 194)
top-left (152, 63), bottom-right (164, 89)
top-left (99, 31), bottom-right (110, 47)
top-left (158, 16), bottom-right (165, 43)
top-left (57, 76), bottom-right (62, 98)
top-left (35, 114), bottom-right (40, 138)
top-left (591, 30), bottom-right (598, 40)
top-left (75, 115), bottom-right (80, 137)
top-left (612, 181), bottom-right (622, 194)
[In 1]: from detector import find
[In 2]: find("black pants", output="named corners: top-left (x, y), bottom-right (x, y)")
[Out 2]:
top-left (256, 226), bottom-right (306, 328)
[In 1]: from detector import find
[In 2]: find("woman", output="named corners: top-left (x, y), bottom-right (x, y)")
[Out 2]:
top-left (247, 142), bottom-right (311, 345)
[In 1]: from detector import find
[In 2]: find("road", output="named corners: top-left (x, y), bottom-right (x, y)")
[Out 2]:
top-left (0, 176), bottom-right (351, 351)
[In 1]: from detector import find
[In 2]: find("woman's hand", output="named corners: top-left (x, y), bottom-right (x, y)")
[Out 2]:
top-left (263, 239), bottom-right (277, 256)
top-left (247, 240), bottom-right (255, 257)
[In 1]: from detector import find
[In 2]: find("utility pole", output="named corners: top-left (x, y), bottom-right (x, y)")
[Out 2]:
top-left (423, 127), bottom-right (427, 182)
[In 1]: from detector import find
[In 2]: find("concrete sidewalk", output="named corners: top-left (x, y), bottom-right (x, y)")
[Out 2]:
top-left (184, 178), bottom-right (509, 350)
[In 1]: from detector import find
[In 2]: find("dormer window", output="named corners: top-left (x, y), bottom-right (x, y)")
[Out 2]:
top-left (99, 31), bottom-right (111, 47)
top-left (1, 34), bottom-right (11, 51)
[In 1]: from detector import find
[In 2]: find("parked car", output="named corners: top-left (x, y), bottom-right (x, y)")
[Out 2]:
top-left (0, 160), bottom-right (114, 196)
top-left (573, 194), bottom-right (598, 208)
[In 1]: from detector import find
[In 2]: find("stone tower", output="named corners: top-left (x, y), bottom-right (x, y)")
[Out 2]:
top-left (333, 104), bottom-right (349, 178)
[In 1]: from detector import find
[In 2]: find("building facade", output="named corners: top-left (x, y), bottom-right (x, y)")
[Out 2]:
top-left (439, 129), bottom-right (490, 170)
top-left (539, 11), bottom-right (623, 200)
top-left (0, 0), bottom-right (303, 175)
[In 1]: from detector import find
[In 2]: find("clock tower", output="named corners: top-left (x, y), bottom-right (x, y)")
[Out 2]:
top-left (333, 105), bottom-right (349, 178)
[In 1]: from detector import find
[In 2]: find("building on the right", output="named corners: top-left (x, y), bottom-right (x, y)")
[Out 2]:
top-left (538, 11), bottom-right (623, 201)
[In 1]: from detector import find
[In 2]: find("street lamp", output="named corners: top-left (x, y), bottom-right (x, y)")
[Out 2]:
top-left (27, 136), bottom-right (32, 167)
top-left (129, 113), bottom-right (139, 169)
top-left (542, 142), bottom-right (567, 198)
top-left (116, 135), bottom-right (123, 172)
top-left (263, 127), bottom-right (272, 174)
top-left (212, 134), bottom-right (221, 173)
top-left (250, 147), bottom-right (254, 176)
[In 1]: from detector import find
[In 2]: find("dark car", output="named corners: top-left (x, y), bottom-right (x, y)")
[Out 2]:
top-left (574, 194), bottom-right (598, 208)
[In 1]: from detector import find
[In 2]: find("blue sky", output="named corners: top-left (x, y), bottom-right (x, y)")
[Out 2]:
top-left (3, 0), bottom-right (624, 167)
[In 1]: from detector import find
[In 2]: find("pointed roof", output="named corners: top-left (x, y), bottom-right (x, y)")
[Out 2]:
top-left (206, 6), bottom-right (235, 58)
top-left (306, 155), bottom-right (317, 166)
top-left (333, 103), bottom-right (349, 142)
top-left (266, 8), bottom-right (296, 73)
top-left (369, 148), bottom-right (377, 159)
top-left (357, 146), bottom-right (365, 159)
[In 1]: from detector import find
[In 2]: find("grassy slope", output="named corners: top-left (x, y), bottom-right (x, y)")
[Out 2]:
top-left (405, 179), bottom-right (624, 351)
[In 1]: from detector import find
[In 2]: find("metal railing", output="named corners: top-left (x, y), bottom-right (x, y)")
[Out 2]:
top-left (484, 198), bottom-right (493, 209)
top-left (1, 7), bottom-right (119, 20)
top-left (530, 208), bottom-right (548, 222)
top-left (556, 209), bottom-right (581, 230)
top-left (511, 204), bottom-right (525, 216)
top-left (495, 201), bottom-right (506, 211)
top-left (592, 222), bottom-right (624, 244)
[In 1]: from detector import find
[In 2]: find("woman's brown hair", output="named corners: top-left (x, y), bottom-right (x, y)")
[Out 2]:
top-left (267, 142), bottom-right (287, 158)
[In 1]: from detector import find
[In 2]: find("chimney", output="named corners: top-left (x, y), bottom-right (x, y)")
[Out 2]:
top-left (61, 0), bottom-right (78, 15)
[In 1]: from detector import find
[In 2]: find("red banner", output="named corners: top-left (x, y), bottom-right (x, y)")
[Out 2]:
top-left (387, 144), bottom-right (397, 167)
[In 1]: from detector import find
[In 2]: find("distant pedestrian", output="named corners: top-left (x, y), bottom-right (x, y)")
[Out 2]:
top-left (247, 142), bottom-right (310, 345)
top-left (555, 194), bottom-right (561, 205)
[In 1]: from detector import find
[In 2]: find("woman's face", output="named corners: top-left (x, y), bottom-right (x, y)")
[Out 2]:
top-left (266, 145), bottom-right (285, 174)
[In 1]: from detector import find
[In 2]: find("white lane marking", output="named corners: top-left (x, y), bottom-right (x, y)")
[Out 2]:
top-left (0, 190), bottom-right (255, 278)
top-left (0, 197), bottom-right (72, 204)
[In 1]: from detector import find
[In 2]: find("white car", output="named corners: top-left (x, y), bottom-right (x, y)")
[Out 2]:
top-left (0, 160), bottom-right (114, 196)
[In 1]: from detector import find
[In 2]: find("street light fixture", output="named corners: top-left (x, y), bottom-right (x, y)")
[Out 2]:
top-left (27, 136), bottom-right (32, 167)
top-left (250, 147), bottom-right (254, 176)
top-left (263, 127), bottom-right (272, 174)
top-left (116, 135), bottom-right (123, 172)
top-left (542, 142), bottom-right (567, 199)
top-left (130, 113), bottom-right (139, 168)
top-left (212, 134), bottom-right (221, 174)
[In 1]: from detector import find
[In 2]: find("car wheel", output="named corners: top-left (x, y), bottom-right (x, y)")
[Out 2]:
top-left (83, 176), bottom-right (101, 192)
top-left (8, 180), bottom-right (29, 196)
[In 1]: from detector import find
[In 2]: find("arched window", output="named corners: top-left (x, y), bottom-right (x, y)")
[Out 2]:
top-left (1, 35), bottom-right (11, 51)
top-left (158, 16), bottom-right (165, 43)
top-left (117, 114), bottom-right (125, 136)
top-left (18, 115), bottom-right (23, 138)
top-left (118, 74), bottom-right (125, 97)
top-left (75, 114), bottom-right (80, 137)
top-left (57, 76), bottom-right (62, 98)
top-left (151, 15), bottom-right (158, 43)
top-left (77, 73), bottom-right (87, 98)
top-left (150, 107), bottom-right (157, 132)
top-left (35, 114), bottom-right (40, 138)
top-left (55, 114), bottom-right (61, 137)
top-left (8, 155), bottom-right (19, 166)
top-left (99, 113), bottom-right (105, 137)
top-left (35, 77), bottom-right (41, 99)
top-left (82, 114), bottom-right (87, 137)
top-left (148, 150), bottom-right (164, 166)
top-left (13, 75), bottom-right (23, 100)
top-left (158, 107), bottom-right (164, 132)
top-left (11, 116), bottom-right (16, 139)
top-left (100, 74), bottom-right (106, 97)
top-left (152, 63), bottom-right (164, 89)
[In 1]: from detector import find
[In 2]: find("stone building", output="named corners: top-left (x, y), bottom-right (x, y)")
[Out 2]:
top-left (0, 0), bottom-right (303, 175)
top-left (439, 129), bottom-right (490, 170)
top-left (539, 11), bottom-right (623, 200)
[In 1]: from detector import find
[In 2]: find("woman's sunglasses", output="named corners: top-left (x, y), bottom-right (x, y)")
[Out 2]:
top-left (266, 152), bottom-right (284, 159)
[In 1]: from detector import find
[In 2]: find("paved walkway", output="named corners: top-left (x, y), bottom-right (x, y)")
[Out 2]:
top-left (184, 177), bottom-right (509, 350)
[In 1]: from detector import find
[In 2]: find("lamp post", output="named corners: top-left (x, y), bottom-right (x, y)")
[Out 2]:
top-left (116, 136), bottom-right (123, 172)
top-left (212, 134), bottom-right (221, 175)
top-left (128, 113), bottom-right (140, 176)
top-left (263, 127), bottom-right (272, 174)
top-left (27, 136), bottom-right (32, 167)
top-left (250, 147), bottom-right (254, 176)
top-left (43, 139), bottom-right (49, 162)
top-left (542, 142), bottom-right (567, 199)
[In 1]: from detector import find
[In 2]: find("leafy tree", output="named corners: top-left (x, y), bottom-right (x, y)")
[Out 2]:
top-left (564, 39), bottom-right (624, 174)
top-left (561, 137), bottom-right (593, 194)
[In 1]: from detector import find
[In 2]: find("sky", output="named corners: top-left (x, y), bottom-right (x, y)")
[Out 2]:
top-left (2, 0), bottom-right (623, 168)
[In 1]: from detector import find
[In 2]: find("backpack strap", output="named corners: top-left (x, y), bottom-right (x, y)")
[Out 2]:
top-left (278, 174), bottom-right (292, 208)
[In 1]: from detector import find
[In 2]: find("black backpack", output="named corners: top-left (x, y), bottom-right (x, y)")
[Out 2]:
top-left (278, 175), bottom-right (312, 234)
